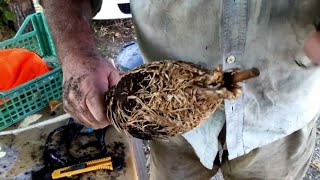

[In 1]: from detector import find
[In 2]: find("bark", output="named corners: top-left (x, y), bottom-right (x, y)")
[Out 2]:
top-left (8, 0), bottom-right (35, 31)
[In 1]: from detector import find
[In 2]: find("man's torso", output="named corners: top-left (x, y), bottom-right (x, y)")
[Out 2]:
top-left (127, 0), bottom-right (320, 167)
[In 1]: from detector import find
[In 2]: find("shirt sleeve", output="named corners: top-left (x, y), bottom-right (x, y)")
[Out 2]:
top-left (91, 0), bottom-right (102, 16)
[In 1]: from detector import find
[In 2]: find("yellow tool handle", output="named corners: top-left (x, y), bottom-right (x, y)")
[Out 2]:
top-left (51, 157), bottom-right (113, 179)
top-left (86, 157), bottom-right (112, 166)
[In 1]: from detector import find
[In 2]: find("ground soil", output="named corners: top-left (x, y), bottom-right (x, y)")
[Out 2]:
top-left (0, 25), bottom-right (15, 41)
top-left (93, 19), bottom-right (136, 70)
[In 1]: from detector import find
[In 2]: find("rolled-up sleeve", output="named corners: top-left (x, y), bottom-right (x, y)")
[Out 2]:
top-left (91, 0), bottom-right (102, 16)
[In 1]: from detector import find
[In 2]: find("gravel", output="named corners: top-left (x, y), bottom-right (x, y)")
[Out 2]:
top-left (304, 118), bottom-right (320, 180)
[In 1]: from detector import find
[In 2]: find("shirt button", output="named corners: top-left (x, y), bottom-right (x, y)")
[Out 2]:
top-left (226, 56), bottom-right (236, 64)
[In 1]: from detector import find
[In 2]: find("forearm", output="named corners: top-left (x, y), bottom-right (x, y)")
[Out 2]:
top-left (42, 0), bottom-right (100, 66)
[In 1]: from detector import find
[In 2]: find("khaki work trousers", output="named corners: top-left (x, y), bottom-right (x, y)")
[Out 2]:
top-left (149, 117), bottom-right (317, 180)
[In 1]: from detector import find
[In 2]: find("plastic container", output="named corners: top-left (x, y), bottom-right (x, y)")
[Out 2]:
top-left (0, 12), bottom-right (62, 131)
top-left (116, 41), bottom-right (144, 72)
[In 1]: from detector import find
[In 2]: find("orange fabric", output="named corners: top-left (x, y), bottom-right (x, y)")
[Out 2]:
top-left (0, 48), bottom-right (50, 91)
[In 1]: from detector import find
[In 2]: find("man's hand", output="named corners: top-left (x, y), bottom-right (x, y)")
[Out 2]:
top-left (42, 0), bottom-right (119, 129)
top-left (304, 31), bottom-right (320, 64)
top-left (62, 55), bottom-right (120, 129)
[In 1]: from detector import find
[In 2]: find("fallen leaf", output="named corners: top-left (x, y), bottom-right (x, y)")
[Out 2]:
top-left (311, 159), bottom-right (320, 171)
top-left (49, 100), bottom-right (62, 113)
top-left (18, 114), bottom-right (43, 128)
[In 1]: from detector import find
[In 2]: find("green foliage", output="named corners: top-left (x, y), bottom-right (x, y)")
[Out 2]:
top-left (0, 0), bottom-right (15, 25)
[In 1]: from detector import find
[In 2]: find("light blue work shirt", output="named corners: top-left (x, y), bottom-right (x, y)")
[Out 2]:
top-left (98, 0), bottom-right (320, 169)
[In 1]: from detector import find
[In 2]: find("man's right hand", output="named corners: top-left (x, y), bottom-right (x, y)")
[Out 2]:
top-left (62, 54), bottom-right (121, 129)
top-left (41, 0), bottom-right (121, 129)
top-left (304, 31), bottom-right (320, 64)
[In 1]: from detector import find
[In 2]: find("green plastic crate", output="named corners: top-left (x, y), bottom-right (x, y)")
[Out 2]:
top-left (0, 12), bottom-right (63, 131)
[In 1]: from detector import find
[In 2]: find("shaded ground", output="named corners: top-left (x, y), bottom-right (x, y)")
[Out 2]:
top-left (92, 18), bottom-right (320, 179)
top-left (93, 19), bottom-right (135, 70)
top-left (305, 119), bottom-right (320, 180)
top-left (0, 26), bottom-right (15, 41)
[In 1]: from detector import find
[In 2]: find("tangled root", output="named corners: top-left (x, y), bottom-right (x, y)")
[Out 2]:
top-left (105, 60), bottom-right (258, 140)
